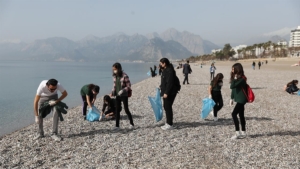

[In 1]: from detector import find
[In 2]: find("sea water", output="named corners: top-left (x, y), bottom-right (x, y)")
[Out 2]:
top-left (0, 60), bottom-right (158, 136)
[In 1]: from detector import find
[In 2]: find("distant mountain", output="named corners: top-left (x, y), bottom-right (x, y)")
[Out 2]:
top-left (243, 27), bottom-right (294, 45)
top-left (0, 29), bottom-right (220, 61)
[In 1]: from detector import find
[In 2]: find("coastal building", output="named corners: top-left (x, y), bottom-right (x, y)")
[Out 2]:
top-left (289, 26), bottom-right (300, 57)
top-left (277, 41), bottom-right (288, 46)
top-left (211, 49), bottom-right (221, 54)
top-left (232, 45), bottom-right (247, 58)
top-left (289, 26), bottom-right (300, 47)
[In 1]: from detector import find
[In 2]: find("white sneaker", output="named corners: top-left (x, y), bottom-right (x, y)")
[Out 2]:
top-left (231, 131), bottom-right (241, 140)
top-left (160, 124), bottom-right (168, 130)
top-left (214, 117), bottom-right (218, 121)
top-left (240, 131), bottom-right (247, 138)
top-left (34, 134), bottom-right (44, 140)
top-left (129, 125), bottom-right (135, 129)
top-left (112, 126), bottom-right (120, 131)
top-left (51, 134), bottom-right (62, 141)
top-left (162, 124), bottom-right (173, 130)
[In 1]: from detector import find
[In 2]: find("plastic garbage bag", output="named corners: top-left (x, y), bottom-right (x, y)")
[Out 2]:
top-left (147, 71), bottom-right (151, 76)
top-left (148, 88), bottom-right (163, 122)
top-left (200, 98), bottom-right (216, 119)
top-left (87, 106), bottom-right (100, 122)
top-left (298, 90), bottom-right (300, 96)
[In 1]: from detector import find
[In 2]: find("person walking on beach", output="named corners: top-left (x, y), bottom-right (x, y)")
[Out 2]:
top-left (252, 61), bottom-right (256, 70)
top-left (80, 84), bottom-right (100, 120)
top-left (229, 63), bottom-right (248, 139)
top-left (183, 60), bottom-right (192, 85)
top-left (33, 79), bottom-right (68, 141)
top-left (111, 62), bottom-right (134, 130)
top-left (210, 63), bottom-right (216, 80)
top-left (160, 58), bottom-right (180, 130)
top-left (208, 73), bottom-right (224, 121)
top-left (258, 61), bottom-right (261, 69)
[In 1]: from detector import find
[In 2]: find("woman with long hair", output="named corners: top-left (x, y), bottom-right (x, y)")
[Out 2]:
top-left (208, 73), bottom-right (224, 121)
top-left (111, 62), bottom-right (134, 130)
top-left (101, 95), bottom-right (121, 120)
top-left (80, 84), bottom-right (100, 120)
top-left (160, 58), bottom-right (179, 130)
top-left (229, 63), bottom-right (248, 139)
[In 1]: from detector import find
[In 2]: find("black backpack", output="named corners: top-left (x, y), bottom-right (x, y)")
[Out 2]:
top-left (173, 73), bottom-right (181, 92)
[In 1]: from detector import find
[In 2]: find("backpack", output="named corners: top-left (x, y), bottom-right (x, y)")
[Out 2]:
top-left (173, 74), bottom-right (181, 92)
top-left (241, 76), bottom-right (255, 103)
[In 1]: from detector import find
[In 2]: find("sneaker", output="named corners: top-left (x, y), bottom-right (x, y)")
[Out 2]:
top-left (162, 124), bottom-right (173, 130)
top-left (34, 134), bottom-right (44, 140)
top-left (231, 131), bottom-right (241, 140)
top-left (129, 125), bottom-right (135, 129)
top-left (112, 126), bottom-right (120, 131)
top-left (160, 124), bottom-right (168, 130)
top-left (214, 117), bottom-right (218, 121)
top-left (51, 134), bottom-right (62, 141)
top-left (240, 131), bottom-right (247, 138)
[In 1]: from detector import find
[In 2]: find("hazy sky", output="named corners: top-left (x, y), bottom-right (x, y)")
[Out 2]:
top-left (0, 0), bottom-right (299, 46)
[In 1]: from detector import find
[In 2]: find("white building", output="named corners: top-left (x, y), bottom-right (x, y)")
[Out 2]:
top-left (232, 45), bottom-right (247, 58)
top-left (211, 49), bottom-right (221, 53)
top-left (277, 41), bottom-right (288, 46)
top-left (289, 26), bottom-right (300, 47)
top-left (289, 26), bottom-right (300, 57)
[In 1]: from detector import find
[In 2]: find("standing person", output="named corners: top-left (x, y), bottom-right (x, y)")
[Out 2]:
top-left (111, 62), bottom-right (134, 130)
top-left (154, 65), bottom-right (157, 75)
top-left (210, 63), bottom-right (216, 80)
top-left (208, 73), bottom-right (224, 121)
top-left (183, 60), bottom-right (192, 85)
top-left (266, 60), bottom-right (268, 64)
top-left (252, 61), bottom-right (256, 70)
top-left (258, 61), bottom-right (261, 69)
top-left (158, 64), bottom-right (163, 76)
top-left (80, 84), bottom-right (100, 120)
top-left (33, 79), bottom-right (68, 141)
top-left (160, 58), bottom-right (180, 130)
top-left (150, 67), bottom-right (156, 77)
top-left (229, 63), bottom-right (248, 139)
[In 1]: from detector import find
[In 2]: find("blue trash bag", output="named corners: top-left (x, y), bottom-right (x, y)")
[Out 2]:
top-left (200, 98), bottom-right (216, 119)
top-left (147, 71), bottom-right (151, 76)
top-left (148, 88), bottom-right (163, 122)
top-left (87, 106), bottom-right (101, 122)
top-left (298, 90), bottom-right (300, 96)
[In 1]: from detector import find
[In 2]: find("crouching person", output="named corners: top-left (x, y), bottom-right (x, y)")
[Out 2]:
top-left (33, 79), bottom-right (68, 141)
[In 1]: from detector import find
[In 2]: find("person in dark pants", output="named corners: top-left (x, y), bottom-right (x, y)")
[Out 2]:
top-left (159, 58), bottom-right (179, 130)
top-left (101, 95), bottom-right (122, 120)
top-left (229, 63), bottom-right (248, 139)
top-left (158, 64), bottom-right (163, 76)
top-left (284, 80), bottom-right (299, 94)
top-left (80, 84), bottom-right (100, 120)
top-left (111, 62), bottom-right (134, 130)
top-left (150, 67), bottom-right (156, 77)
top-left (183, 60), bottom-right (192, 84)
top-left (258, 61), bottom-right (261, 69)
top-left (208, 73), bottom-right (224, 121)
top-left (210, 63), bottom-right (216, 80)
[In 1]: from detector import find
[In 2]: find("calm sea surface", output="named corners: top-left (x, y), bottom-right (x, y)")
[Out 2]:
top-left (0, 61), bottom-right (157, 136)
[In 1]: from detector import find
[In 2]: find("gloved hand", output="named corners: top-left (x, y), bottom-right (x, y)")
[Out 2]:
top-left (229, 99), bottom-right (234, 106)
top-left (208, 95), bottom-right (212, 99)
top-left (118, 90), bottom-right (123, 96)
top-left (49, 100), bottom-right (56, 106)
top-left (35, 116), bottom-right (39, 124)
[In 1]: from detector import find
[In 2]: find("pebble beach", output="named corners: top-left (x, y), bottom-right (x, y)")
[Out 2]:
top-left (1, 58), bottom-right (300, 168)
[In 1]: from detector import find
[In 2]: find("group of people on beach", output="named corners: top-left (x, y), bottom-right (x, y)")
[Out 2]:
top-left (252, 60), bottom-right (267, 70)
top-left (33, 57), bottom-right (299, 141)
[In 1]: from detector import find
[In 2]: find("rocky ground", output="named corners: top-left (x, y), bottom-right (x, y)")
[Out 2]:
top-left (0, 60), bottom-right (300, 168)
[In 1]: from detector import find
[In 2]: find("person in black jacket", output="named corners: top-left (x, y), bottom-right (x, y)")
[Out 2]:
top-left (160, 58), bottom-right (178, 130)
top-left (183, 60), bottom-right (192, 85)
top-left (101, 95), bottom-right (122, 120)
top-left (284, 80), bottom-right (299, 94)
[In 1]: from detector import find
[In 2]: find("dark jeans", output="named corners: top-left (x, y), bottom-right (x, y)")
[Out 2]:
top-left (183, 73), bottom-right (189, 84)
top-left (163, 93), bottom-right (177, 126)
top-left (115, 96), bottom-right (134, 127)
top-left (210, 72), bottom-right (215, 80)
top-left (212, 91), bottom-right (223, 117)
top-left (81, 95), bottom-right (93, 116)
top-left (232, 102), bottom-right (246, 131)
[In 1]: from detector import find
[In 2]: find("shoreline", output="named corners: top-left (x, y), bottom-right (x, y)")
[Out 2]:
top-left (1, 60), bottom-right (300, 168)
